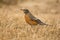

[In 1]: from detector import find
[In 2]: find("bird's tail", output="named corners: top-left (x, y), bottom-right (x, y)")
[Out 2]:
top-left (36, 19), bottom-right (53, 26)
top-left (39, 22), bottom-right (47, 25)
top-left (39, 22), bottom-right (53, 26)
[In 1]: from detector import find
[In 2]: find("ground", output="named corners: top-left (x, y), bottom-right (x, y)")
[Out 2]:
top-left (0, 0), bottom-right (60, 40)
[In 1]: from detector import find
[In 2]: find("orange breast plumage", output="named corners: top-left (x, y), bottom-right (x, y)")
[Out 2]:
top-left (25, 14), bottom-right (38, 25)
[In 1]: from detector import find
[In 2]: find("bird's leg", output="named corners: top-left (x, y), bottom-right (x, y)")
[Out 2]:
top-left (35, 25), bottom-right (40, 33)
top-left (27, 25), bottom-right (31, 32)
top-left (30, 25), bottom-right (35, 33)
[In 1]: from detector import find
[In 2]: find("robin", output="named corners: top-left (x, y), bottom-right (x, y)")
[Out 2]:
top-left (20, 8), bottom-right (48, 26)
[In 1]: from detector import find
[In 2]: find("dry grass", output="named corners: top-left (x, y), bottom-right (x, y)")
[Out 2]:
top-left (0, 1), bottom-right (60, 40)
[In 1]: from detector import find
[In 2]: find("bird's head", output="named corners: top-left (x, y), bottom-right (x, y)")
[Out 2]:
top-left (20, 8), bottom-right (29, 14)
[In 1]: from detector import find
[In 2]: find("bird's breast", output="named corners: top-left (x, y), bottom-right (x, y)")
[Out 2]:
top-left (25, 15), bottom-right (38, 25)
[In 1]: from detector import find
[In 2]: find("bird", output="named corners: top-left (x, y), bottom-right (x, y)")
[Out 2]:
top-left (20, 8), bottom-right (49, 26)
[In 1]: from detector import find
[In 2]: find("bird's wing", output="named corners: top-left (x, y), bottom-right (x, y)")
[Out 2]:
top-left (28, 13), bottom-right (38, 20)
top-left (35, 19), bottom-right (47, 25)
top-left (28, 13), bottom-right (47, 25)
top-left (29, 14), bottom-right (46, 25)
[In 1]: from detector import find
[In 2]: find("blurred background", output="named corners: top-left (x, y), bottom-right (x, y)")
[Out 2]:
top-left (0, 0), bottom-right (60, 40)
